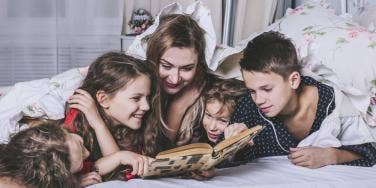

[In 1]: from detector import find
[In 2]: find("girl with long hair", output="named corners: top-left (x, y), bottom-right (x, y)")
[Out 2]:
top-left (0, 122), bottom-right (152, 188)
top-left (0, 52), bottom-right (156, 184)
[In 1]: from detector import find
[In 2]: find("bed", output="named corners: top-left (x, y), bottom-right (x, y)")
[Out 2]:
top-left (91, 0), bottom-right (376, 187)
top-left (89, 156), bottom-right (376, 188)
top-left (1, 0), bottom-right (375, 187)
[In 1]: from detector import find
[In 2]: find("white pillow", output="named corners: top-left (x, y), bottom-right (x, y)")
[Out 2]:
top-left (352, 5), bottom-right (376, 32)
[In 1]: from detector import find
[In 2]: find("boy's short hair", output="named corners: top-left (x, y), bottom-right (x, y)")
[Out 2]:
top-left (204, 78), bottom-right (247, 114)
top-left (239, 31), bottom-right (302, 79)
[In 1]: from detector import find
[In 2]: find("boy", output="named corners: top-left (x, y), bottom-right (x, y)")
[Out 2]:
top-left (230, 31), bottom-right (376, 168)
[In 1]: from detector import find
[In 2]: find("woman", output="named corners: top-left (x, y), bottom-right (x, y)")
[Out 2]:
top-left (143, 14), bottom-right (222, 156)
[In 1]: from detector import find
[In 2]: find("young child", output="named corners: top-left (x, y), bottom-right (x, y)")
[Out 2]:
top-left (229, 31), bottom-right (376, 168)
top-left (189, 78), bottom-right (248, 180)
top-left (201, 78), bottom-right (248, 144)
top-left (0, 122), bottom-right (151, 188)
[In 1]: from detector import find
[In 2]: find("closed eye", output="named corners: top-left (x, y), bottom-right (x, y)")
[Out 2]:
top-left (180, 66), bottom-right (194, 72)
top-left (131, 96), bottom-right (141, 102)
top-left (205, 111), bottom-right (213, 118)
top-left (219, 118), bottom-right (229, 124)
top-left (160, 64), bottom-right (172, 70)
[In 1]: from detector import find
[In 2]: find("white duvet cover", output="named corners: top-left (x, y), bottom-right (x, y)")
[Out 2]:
top-left (89, 156), bottom-right (376, 188)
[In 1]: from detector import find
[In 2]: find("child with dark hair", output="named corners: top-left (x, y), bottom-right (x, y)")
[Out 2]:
top-left (229, 31), bottom-right (376, 168)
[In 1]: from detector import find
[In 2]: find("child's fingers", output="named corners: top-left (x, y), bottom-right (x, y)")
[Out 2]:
top-left (190, 171), bottom-right (206, 181)
top-left (224, 123), bottom-right (248, 139)
top-left (89, 172), bottom-right (102, 183)
top-left (79, 172), bottom-right (102, 187)
top-left (143, 157), bottom-right (151, 175)
top-left (75, 89), bottom-right (91, 98)
top-left (80, 178), bottom-right (101, 187)
top-left (131, 161), bottom-right (139, 175)
top-left (68, 94), bottom-right (92, 106)
top-left (248, 139), bottom-right (255, 146)
top-left (136, 156), bottom-right (151, 175)
top-left (69, 103), bottom-right (86, 113)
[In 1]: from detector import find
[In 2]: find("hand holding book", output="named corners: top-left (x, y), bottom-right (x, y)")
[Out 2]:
top-left (142, 125), bottom-right (265, 178)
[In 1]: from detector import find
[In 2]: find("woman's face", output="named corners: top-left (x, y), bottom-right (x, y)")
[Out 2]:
top-left (67, 133), bottom-right (90, 173)
top-left (159, 47), bottom-right (198, 95)
top-left (203, 100), bottom-right (231, 143)
top-left (104, 74), bottom-right (151, 129)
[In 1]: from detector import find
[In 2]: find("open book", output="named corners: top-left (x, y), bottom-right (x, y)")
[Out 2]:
top-left (142, 125), bottom-right (264, 178)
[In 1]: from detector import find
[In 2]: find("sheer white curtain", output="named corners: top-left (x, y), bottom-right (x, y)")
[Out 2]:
top-left (232, 0), bottom-right (278, 44)
top-left (0, 0), bottom-right (124, 86)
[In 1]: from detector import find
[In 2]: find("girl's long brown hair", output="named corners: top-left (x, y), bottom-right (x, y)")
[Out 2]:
top-left (21, 52), bottom-right (157, 159)
top-left (73, 52), bottom-right (156, 159)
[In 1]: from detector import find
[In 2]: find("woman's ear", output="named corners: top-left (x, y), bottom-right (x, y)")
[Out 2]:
top-left (96, 90), bottom-right (110, 109)
top-left (289, 71), bottom-right (301, 90)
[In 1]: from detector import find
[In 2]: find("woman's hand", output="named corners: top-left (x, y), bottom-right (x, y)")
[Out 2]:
top-left (288, 147), bottom-right (337, 168)
top-left (79, 171), bottom-right (102, 187)
top-left (67, 89), bottom-right (105, 131)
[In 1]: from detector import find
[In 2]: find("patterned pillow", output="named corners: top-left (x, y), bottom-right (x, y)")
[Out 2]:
top-left (223, 0), bottom-right (376, 125)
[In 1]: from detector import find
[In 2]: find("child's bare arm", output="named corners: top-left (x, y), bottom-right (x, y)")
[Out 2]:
top-left (68, 89), bottom-right (119, 155)
top-left (95, 151), bottom-right (153, 176)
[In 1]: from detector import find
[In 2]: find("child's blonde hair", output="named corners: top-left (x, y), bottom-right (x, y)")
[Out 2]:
top-left (204, 78), bottom-right (247, 114)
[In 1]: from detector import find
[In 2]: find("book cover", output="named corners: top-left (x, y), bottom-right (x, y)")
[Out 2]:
top-left (142, 125), bottom-right (264, 178)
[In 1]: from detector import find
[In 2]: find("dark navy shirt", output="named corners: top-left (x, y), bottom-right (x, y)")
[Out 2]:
top-left (221, 76), bottom-right (376, 167)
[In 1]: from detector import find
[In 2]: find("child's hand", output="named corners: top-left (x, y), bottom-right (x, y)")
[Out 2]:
top-left (224, 123), bottom-right (248, 139)
top-left (68, 89), bottom-right (105, 130)
top-left (190, 168), bottom-right (215, 180)
top-left (117, 151), bottom-right (154, 176)
top-left (79, 171), bottom-right (102, 187)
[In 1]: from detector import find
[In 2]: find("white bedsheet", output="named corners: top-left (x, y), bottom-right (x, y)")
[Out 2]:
top-left (89, 156), bottom-right (376, 188)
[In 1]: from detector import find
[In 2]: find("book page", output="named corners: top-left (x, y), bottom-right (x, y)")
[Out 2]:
top-left (156, 143), bottom-right (212, 159)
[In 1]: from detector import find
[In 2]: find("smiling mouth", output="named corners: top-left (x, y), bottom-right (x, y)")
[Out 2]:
top-left (132, 114), bottom-right (144, 119)
top-left (165, 81), bottom-right (180, 89)
top-left (207, 132), bottom-right (219, 140)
